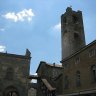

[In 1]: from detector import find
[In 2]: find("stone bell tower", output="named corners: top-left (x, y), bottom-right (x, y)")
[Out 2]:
top-left (61, 7), bottom-right (86, 60)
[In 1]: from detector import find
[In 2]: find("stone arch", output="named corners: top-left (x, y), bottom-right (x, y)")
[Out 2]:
top-left (3, 86), bottom-right (19, 96)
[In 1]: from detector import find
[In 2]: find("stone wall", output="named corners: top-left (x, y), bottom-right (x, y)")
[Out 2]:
top-left (62, 41), bottom-right (96, 95)
top-left (0, 52), bottom-right (31, 96)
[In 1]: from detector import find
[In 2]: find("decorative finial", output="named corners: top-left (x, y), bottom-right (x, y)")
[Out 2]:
top-left (25, 49), bottom-right (31, 57)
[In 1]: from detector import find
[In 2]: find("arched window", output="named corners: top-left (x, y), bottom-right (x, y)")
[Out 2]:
top-left (76, 71), bottom-right (81, 87)
top-left (4, 86), bottom-right (19, 96)
top-left (74, 33), bottom-right (81, 46)
top-left (89, 49), bottom-right (96, 57)
top-left (5, 67), bottom-right (14, 80)
top-left (75, 57), bottom-right (80, 64)
top-left (64, 76), bottom-right (69, 89)
top-left (91, 65), bottom-right (96, 82)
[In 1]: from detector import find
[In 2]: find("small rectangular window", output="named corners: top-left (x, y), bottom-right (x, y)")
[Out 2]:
top-left (89, 49), bottom-right (96, 57)
top-left (76, 71), bottom-right (81, 87)
top-left (91, 65), bottom-right (96, 82)
top-left (75, 57), bottom-right (80, 64)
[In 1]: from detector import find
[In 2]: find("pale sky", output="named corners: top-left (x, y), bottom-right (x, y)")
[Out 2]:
top-left (0, 0), bottom-right (96, 74)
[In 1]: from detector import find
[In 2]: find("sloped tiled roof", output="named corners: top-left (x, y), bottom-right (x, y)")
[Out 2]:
top-left (36, 61), bottom-right (63, 73)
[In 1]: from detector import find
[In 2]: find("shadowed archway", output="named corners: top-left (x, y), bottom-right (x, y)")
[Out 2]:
top-left (3, 86), bottom-right (19, 96)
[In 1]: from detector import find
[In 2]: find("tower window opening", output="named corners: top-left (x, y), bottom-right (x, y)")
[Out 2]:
top-left (74, 33), bottom-right (79, 39)
top-left (73, 15), bottom-right (78, 24)
top-left (64, 30), bottom-right (67, 33)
